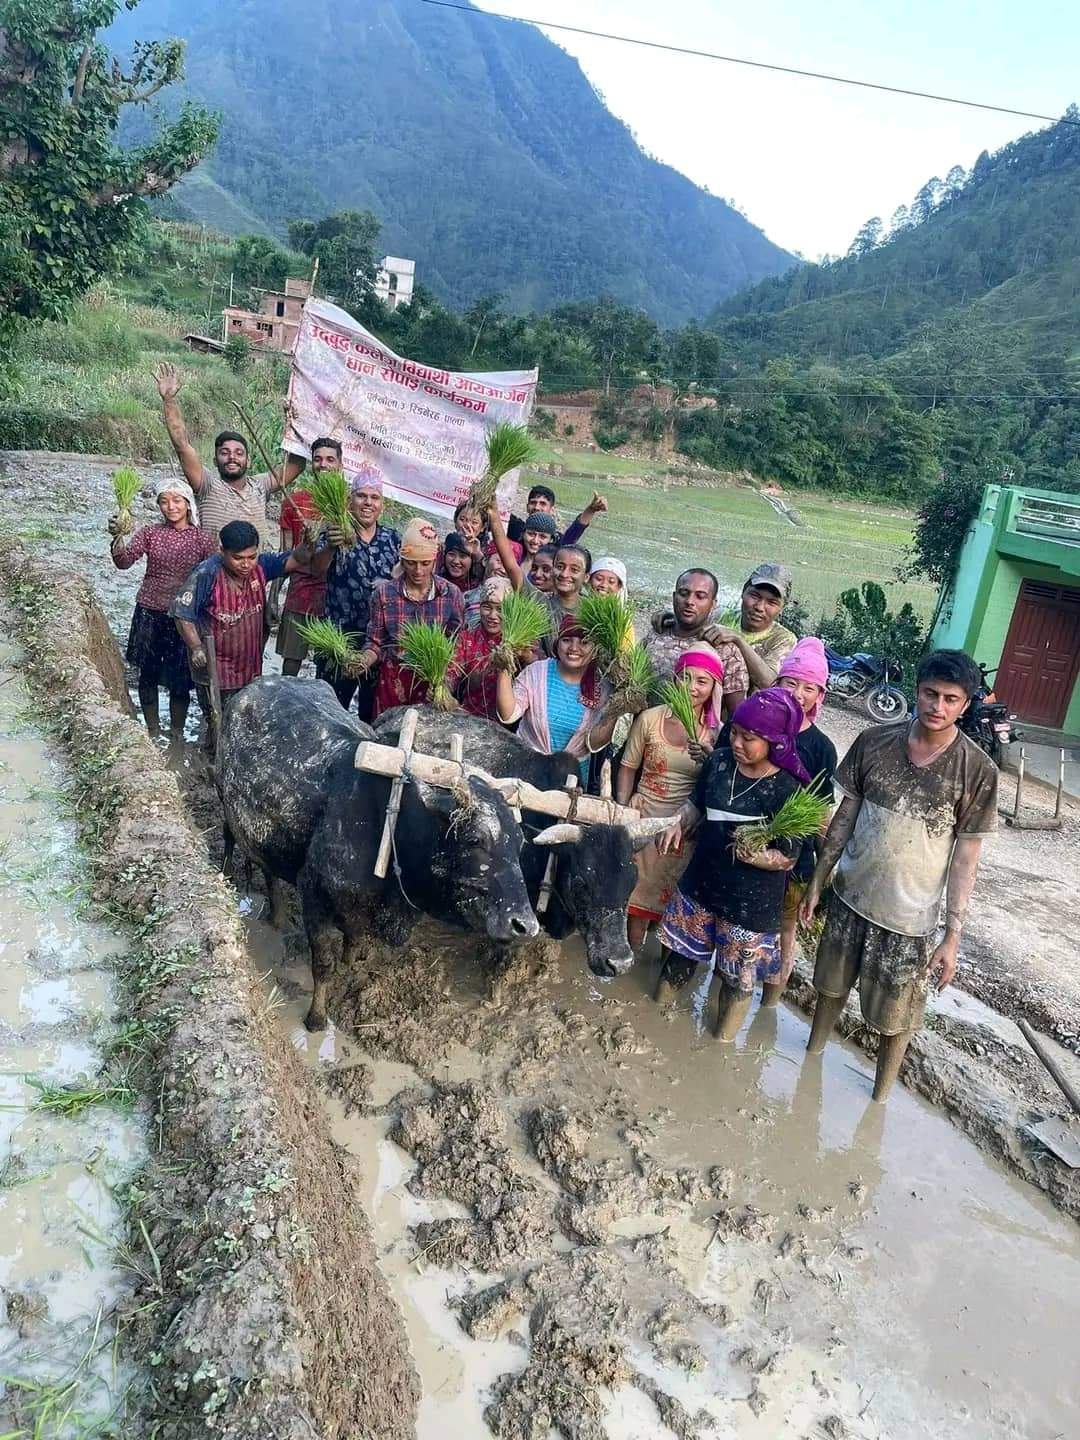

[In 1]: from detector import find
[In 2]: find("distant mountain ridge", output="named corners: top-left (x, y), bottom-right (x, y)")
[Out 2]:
top-left (708, 108), bottom-right (1080, 368)
top-left (109, 0), bottom-right (793, 323)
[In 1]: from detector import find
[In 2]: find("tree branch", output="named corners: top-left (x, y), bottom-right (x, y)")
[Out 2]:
top-left (71, 43), bottom-right (92, 104)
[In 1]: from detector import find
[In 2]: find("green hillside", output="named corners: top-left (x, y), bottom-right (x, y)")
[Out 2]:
top-left (107, 0), bottom-right (792, 325)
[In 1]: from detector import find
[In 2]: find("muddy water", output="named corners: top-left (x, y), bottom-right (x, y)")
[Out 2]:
top-left (241, 906), bottom-right (1080, 1440)
top-left (0, 634), bottom-right (145, 1431)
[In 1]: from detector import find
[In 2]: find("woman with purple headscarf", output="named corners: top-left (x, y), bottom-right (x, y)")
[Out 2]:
top-left (655, 687), bottom-right (811, 1041)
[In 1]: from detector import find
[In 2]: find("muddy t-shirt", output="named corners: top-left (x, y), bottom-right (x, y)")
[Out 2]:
top-left (198, 467), bottom-right (274, 551)
top-left (833, 722), bottom-right (998, 937)
top-left (679, 747), bottom-right (803, 932)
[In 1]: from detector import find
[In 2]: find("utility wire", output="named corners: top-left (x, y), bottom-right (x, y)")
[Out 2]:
top-left (421, 0), bottom-right (1079, 129)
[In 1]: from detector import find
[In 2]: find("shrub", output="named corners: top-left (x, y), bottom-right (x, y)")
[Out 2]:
top-left (224, 335), bottom-right (254, 373)
top-left (817, 581), bottom-right (925, 686)
top-left (594, 426), bottom-right (629, 451)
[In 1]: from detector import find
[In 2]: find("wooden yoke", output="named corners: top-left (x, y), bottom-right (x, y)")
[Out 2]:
top-left (374, 707), bottom-right (418, 879)
top-left (536, 775), bottom-right (577, 915)
top-left (353, 735), bottom-right (638, 827)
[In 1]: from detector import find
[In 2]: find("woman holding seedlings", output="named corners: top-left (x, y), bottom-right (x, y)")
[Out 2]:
top-left (655, 688), bottom-right (811, 1040)
top-left (452, 577), bottom-right (543, 720)
top-left (109, 477), bottom-right (216, 739)
top-left (438, 532), bottom-right (476, 594)
top-left (495, 615), bottom-right (619, 782)
top-left (616, 646), bottom-right (724, 951)
top-left (772, 638), bottom-right (837, 1004)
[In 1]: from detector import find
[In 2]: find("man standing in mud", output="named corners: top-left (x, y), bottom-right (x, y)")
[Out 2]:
top-left (154, 362), bottom-right (305, 550)
top-left (800, 650), bottom-right (998, 1101)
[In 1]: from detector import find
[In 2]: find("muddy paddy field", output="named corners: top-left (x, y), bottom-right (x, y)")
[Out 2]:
top-left (2, 452), bottom-right (1079, 1438)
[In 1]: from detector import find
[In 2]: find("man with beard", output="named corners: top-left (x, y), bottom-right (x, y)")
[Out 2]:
top-left (644, 568), bottom-right (747, 721)
top-left (154, 362), bottom-right (305, 550)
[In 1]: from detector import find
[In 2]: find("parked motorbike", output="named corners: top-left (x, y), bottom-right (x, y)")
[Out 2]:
top-left (824, 647), bottom-right (908, 722)
top-left (959, 663), bottom-right (1020, 767)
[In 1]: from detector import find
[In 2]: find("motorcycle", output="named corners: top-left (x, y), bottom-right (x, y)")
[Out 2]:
top-left (824, 647), bottom-right (908, 723)
top-left (959, 663), bottom-right (1020, 767)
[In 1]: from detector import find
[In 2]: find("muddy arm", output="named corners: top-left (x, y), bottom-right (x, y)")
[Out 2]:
top-left (799, 795), bottom-right (861, 921)
top-left (154, 363), bottom-right (205, 491)
top-left (485, 505), bottom-right (525, 591)
top-left (930, 835), bottom-right (984, 992)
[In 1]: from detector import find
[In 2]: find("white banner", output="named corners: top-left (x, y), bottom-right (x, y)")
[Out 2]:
top-left (283, 298), bottom-right (538, 520)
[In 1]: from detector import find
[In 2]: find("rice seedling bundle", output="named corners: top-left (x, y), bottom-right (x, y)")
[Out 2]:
top-left (111, 466), bottom-right (142, 534)
top-left (308, 468), bottom-right (354, 545)
top-left (577, 591), bottom-right (653, 712)
top-left (733, 783), bottom-right (832, 858)
top-left (401, 619), bottom-right (457, 710)
top-left (491, 589), bottom-right (552, 670)
top-left (295, 617), bottom-right (360, 674)
top-left (660, 678), bottom-right (699, 741)
top-left (468, 422), bottom-right (536, 512)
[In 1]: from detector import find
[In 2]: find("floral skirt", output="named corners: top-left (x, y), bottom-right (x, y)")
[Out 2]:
top-left (660, 887), bottom-right (782, 994)
top-left (373, 658), bottom-right (432, 720)
top-left (126, 603), bottom-right (191, 695)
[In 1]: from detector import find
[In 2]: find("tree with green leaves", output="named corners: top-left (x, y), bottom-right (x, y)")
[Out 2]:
top-left (848, 217), bottom-right (883, 257)
top-left (232, 234), bottom-right (293, 291)
top-left (0, 0), bottom-right (218, 339)
top-left (286, 209), bottom-right (381, 308)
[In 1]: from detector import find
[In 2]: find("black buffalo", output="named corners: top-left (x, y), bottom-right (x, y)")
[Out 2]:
top-left (374, 708), bottom-right (667, 976)
top-left (218, 677), bottom-right (538, 1029)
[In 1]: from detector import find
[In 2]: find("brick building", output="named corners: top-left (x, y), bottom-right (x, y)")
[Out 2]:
top-left (222, 276), bottom-right (312, 353)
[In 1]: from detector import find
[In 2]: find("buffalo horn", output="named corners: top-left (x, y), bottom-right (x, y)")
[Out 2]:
top-left (531, 822), bottom-right (585, 846)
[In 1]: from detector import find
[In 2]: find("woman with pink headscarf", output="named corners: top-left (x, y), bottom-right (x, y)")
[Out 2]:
top-left (773, 637), bottom-right (838, 1002)
top-left (615, 645), bottom-right (724, 950)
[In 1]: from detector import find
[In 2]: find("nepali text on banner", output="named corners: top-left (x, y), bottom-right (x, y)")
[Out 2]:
top-left (283, 298), bottom-right (538, 520)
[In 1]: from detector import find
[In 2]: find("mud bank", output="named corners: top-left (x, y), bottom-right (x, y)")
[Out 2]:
top-left (0, 548), bottom-right (418, 1438)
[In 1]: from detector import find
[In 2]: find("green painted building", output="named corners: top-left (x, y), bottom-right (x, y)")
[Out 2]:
top-left (932, 485), bottom-right (1080, 734)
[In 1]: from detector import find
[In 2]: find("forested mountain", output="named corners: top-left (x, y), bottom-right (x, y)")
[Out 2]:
top-left (671, 113), bottom-right (1080, 502)
top-left (710, 109), bottom-right (1080, 366)
top-left (107, 0), bottom-right (792, 324)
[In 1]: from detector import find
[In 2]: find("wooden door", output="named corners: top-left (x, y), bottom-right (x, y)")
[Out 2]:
top-left (997, 580), bottom-right (1080, 727)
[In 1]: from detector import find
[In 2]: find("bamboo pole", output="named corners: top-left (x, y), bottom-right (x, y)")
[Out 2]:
top-left (374, 708), bottom-right (418, 879)
top-left (204, 632), bottom-right (223, 742)
top-left (231, 399), bottom-right (287, 488)
top-left (1019, 1019), bottom-right (1080, 1118)
top-left (353, 738), bottom-right (641, 827)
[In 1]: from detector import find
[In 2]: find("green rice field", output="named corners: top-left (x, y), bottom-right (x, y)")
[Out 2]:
top-left (543, 470), bottom-right (936, 624)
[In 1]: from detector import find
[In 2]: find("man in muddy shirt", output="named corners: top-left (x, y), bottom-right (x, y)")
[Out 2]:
top-left (154, 362), bottom-right (306, 550)
top-left (800, 650), bottom-right (998, 1101)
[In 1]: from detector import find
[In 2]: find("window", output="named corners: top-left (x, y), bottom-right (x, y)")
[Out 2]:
top-left (257, 321), bottom-right (273, 334)
top-left (231, 318), bottom-right (241, 328)
top-left (275, 300), bottom-right (285, 317)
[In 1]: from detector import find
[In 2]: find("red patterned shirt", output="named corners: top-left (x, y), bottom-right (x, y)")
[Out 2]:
top-left (207, 567), bottom-right (269, 691)
top-left (112, 523), bottom-right (216, 612)
top-left (279, 490), bottom-right (326, 617)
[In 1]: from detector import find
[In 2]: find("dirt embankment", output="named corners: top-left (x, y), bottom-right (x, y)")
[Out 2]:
top-left (0, 547), bottom-right (419, 1438)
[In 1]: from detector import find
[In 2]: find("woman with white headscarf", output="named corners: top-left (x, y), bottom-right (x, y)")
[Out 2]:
top-left (109, 476), bottom-right (216, 739)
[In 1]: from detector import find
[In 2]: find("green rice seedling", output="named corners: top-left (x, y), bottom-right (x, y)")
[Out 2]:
top-left (468, 422), bottom-right (536, 511)
top-left (111, 466), bottom-right (142, 535)
top-left (733, 781), bottom-right (832, 858)
top-left (400, 619), bottom-right (457, 710)
top-left (295, 616), bottom-right (360, 674)
top-left (660, 677), bottom-right (699, 741)
top-left (615, 643), bottom-right (656, 716)
top-left (492, 589), bottom-right (552, 670)
top-left (308, 468), bottom-right (354, 544)
top-left (24, 1075), bottom-right (135, 1117)
top-left (577, 590), bottom-right (633, 663)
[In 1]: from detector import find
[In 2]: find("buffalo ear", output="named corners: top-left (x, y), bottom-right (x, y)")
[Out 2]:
top-left (532, 823), bottom-right (584, 846)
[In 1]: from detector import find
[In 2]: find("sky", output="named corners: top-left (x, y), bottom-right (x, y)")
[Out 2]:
top-left (472, 0), bottom-right (1078, 259)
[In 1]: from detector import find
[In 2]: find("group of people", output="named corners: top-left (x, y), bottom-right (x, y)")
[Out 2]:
top-left (107, 364), bottom-right (998, 1102)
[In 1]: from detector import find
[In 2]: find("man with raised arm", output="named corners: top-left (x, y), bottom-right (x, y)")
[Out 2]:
top-left (799, 650), bottom-right (998, 1102)
top-left (154, 361), bottom-right (305, 550)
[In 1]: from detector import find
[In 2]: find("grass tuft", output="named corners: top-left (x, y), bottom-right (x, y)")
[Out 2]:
top-left (22, 1075), bottom-right (135, 1118)
top-left (733, 781), bottom-right (832, 857)
top-left (400, 620), bottom-right (457, 710)
top-left (491, 589), bottom-right (551, 671)
top-left (660, 677), bottom-right (698, 740)
top-left (307, 469), bottom-right (354, 543)
top-left (468, 422), bottom-right (536, 511)
top-left (294, 616), bottom-right (359, 673)
top-left (110, 467), bottom-right (142, 535)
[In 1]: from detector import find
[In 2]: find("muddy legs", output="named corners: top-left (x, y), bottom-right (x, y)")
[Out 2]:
top-left (760, 979), bottom-right (785, 1008)
top-left (653, 947), bottom-right (698, 1004)
top-left (304, 917), bottom-right (341, 1032)
top-left (267, 875), bottom-right (289, 930)
top-left (806, 990), bottom-right (849, 1055)
top-left (628, 914), bottom-right (650, 952)
top-left (712, 982), bottom-right (753, 1041)
top-left (168, 692), bottom-right (189, 739)
top-left (872, 1029), bottom-right (912, 1102)
top-left (138, 681), bottom-right (160, 738)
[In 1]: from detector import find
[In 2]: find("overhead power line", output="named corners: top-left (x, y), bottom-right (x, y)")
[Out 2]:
top-left (420, 0), bottom-right (1079, 128)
